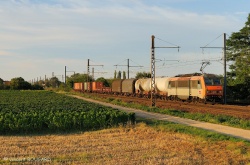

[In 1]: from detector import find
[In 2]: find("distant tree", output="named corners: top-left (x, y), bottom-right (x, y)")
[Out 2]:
top-left (66, 73), bottom-right (93, 88)
top-left (31, 84), bottom-right (44, 90)
top-left (122, 71), bottom-right (126, 79)
top-left (0, 78), bottom-right (4, 89)
top-left (226, 13), bottom-right (250, 100)
top-left (10, 77), bottom-right (31, 90)
top-left (135, 72), bottom-right (151, 79)
top-left (226, 13), bottom-right (250, 85)
top-left (96, 77), bottom-right (110, 87)
top-left (114, 70), bottom-right (117, 79)
top-left (117, 71), bottom-right (122, 79)
top-left (0, 78), bottom-right (3, 85)
top-left (49, 77), bottom-right (61, 88)
top-left (44, 79), bottom-right (51, 88)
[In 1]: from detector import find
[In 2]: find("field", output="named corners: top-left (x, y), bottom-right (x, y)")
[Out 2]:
top-left (0, 90), bottom-right (134, 133)
top-left (0, 90), bottom-right (250, 164)
top-left (1, 123), bottom-right (250, 164)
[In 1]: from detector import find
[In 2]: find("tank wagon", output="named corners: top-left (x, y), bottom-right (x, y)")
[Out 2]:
top-left (135, 78), bottom-right (151, 97)
top-left (155, 77), bottom-right (170, 99)
top-left (168, 73), bottom-right (223, 102)
top-left (135, 77), bottom-right (170, 99)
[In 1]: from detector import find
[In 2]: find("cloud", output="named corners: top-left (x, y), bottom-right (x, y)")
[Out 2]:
top-left (0, 0), bottom-right (248, 80)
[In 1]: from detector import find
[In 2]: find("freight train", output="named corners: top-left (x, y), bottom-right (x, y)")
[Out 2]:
top-left (74, 73), bottom-right (223, 103)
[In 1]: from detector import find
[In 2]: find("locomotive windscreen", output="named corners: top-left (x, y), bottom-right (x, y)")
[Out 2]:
top-left (204, 77), bottom-right (221, 85)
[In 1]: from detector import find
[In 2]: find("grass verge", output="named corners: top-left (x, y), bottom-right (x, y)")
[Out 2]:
top-left (72, 92), bottom-right (250, 130)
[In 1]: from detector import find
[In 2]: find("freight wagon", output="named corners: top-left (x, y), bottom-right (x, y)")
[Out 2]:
top-left (74, 82), bottom-right (84, 92)
top-left (135, 77), bottom-right (170, 99)
top-left (121, 79), bottom-right (137, 96)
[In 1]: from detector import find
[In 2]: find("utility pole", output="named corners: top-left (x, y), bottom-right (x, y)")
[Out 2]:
top-left (151, 35), bottom-right (180, 107)
top-left (114, 59), bottom-right (143, 79)
top-left (127, 59), bottom-right (129, 79)
top-left (223, 33), bottom-right (227, 104)
top-left (151, 36), bottom-right (156, 107)
top-left (87, 59), bottom-right (104, 81)
top-left (65, 66), bottom-right (75, 84)
top-left (200, 33), bottom-right (227, 104)
top-left (65, 66), bottom-right (66, 84)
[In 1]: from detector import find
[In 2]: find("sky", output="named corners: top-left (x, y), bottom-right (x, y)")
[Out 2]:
top-left (0, 0), bottom-right (249, 82)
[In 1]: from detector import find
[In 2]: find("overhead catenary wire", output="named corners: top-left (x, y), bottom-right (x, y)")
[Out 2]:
top-left (155, 37), bottom-right (180, 48)
top-left (202, 33), bottom-right (223, 48)
top-left (114, 59), bottom-right (143, 78)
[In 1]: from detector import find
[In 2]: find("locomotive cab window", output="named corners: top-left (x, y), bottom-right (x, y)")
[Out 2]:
top-left (205, 77), bottom-right (221, 85)
top-left (177, 80), bottom-right (189, 87)
top-left (169, 81), bottom-right (175, 88)
top-left (204, 78), bottom-right (212, 85)
top-left (213, 78), bottom-right (221, 85)
top-left (197, 80), bottom-right (201, 89)
top-left (191, 80), bottom-right (198, 89)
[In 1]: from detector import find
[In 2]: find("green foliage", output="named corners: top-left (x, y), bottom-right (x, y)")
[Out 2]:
top-left (0, 78), bottom-right (3, 85)
top-left (226, 14), bottom-right (250, 83)
top-left (227, 77), bottom-right (250, 100)
top-left (226, 13), bottom-right (250, 101)
top-left (135, 71), bottom-right (151, 79)
top-left (49, 77), bottom-right (61, 88)
top-left (96, 77), bottom-right (110, 87)
top-left (96, 95), bottom-right (250, 130)
top-left (122, 71), bottom-right (126, 79)
top-left (10, 77), bottom-right (31, 90)
top-left (0, 78), bottom-right (4, 89)
top-left (0, 91), bottom-right (135, 134)
top-left (114, 70), bottom-right (117, 79)
top-left (66, 73), bottom-right (93, 88)
top-left (31, 84), bottom-right (44, 90)
top-left (117, 71), bottom-right (122, 79)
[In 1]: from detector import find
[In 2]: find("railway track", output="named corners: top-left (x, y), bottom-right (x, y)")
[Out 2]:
top-left (87, 93), bottom-right (250, 119)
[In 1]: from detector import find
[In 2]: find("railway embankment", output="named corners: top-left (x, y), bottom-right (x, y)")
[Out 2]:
top-left (71, 95), bottom-right (250, 141)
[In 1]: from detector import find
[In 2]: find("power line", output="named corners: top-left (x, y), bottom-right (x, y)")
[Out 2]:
top-left (114, 59), bottom-right (143, 79)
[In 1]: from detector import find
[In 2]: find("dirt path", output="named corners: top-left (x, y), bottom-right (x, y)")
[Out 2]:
top-left (71, 95), bottom-right (250, 141)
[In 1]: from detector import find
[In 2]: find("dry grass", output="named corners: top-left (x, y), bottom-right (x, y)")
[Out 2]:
top-left (0, 123), bottom-right (249, 164)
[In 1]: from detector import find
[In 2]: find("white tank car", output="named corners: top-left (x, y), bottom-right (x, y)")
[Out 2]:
top-left (135, 78), bottom-right (151, 94)
top-left (155, 77), bottom-right (170, 95)
top-left (135, 77), bottom-right (169, 98)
